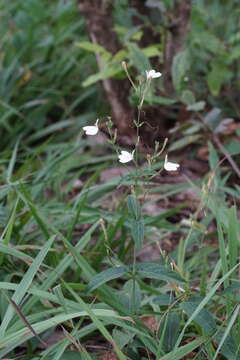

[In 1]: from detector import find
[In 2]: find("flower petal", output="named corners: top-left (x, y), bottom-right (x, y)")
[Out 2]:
top-left (118, 150), bottom-right (134, 163)
top-left (83, 125), bottom-right (99, 135)
top-left (146, 69), bottom-right (162, 79)
top-left (164, 155), bottom-right (180, 171)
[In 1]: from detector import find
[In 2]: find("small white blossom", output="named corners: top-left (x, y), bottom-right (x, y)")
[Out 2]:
top-left (83, 119), bottom-right (99, 135)
top-left (178, 286), bottom-right (185, 293)
top-left (146, 69), bottom-right (162, 80)
top-left (118, 150), bottom-right (134, 164)
top-left (164, 155), bottom-right (180, 171)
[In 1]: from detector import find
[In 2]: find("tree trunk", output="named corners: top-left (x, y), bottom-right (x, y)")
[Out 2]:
top-left (79, 0), bottom-right (135, 137)
top-left (164, 0), bottom-right (192, 94)
top-left (79, 0), bottom-right (191, 145)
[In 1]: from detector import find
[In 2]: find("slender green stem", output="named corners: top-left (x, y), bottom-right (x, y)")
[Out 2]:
top-left (132, 245), bottom-right (137, 314)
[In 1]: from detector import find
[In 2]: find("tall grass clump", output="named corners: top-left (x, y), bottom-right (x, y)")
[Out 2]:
top-left (0, 0), bottom-right (102, 150)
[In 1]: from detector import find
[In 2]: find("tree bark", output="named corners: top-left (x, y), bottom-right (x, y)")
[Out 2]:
top-left (79, 0), bottom-right (135, 137)
top-left (164, 0), bottom-right (192, 94)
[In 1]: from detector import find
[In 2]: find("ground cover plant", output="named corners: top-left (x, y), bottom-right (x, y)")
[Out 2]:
top-left (0, 0), bottom-right (240, 359)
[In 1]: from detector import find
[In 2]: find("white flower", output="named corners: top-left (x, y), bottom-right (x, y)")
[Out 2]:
top-left (118, 150), bottom-right (134, 164)
top-left (146, 69), bottom-right (162, 80)
top-left (83, 119), bottom-right (99, 135)
top-left (178, 286), bottom-right (185, 293)
top-left (164, 155), bottom-right (180, 171)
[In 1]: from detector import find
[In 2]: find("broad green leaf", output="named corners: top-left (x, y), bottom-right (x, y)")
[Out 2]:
top-left (130, 218), bottom-right (145, 249)
top-left (75, 41), bottom-right (112, 61)
top-left (127, 195), bottom-right (141, 220)
top-left (153, 294), bottom-right (175, 306)
top-left (204, 107), bottom-right (222, 130)
top-left (207, 62), bottom-right (227, 96)
top-left (142, 45), bottom-right (161, 57)
top-left (87, 266), bottom-right (129, 292)
top-left (113, 328), bottom-right (134, 349)
top-left (181, 90), bottom-right (196, 105)
top-left (136, 263), bottom-right (184, 284)
top-left (222, 282), bottom-right (240, 294)
top-left (127, 42), bottom-right (151, 73)
top-left (118, 279), bottom-right (141, 313)
top-left (180, 301), bottom-right (216, 335)
top-left (163, 313), bottom-right (181, 353)
top-left (199, 32), bottom-right (223, 54)
top-left (172, 50), bottom-right (190, 92)
top-left (224, 140), bottom-right (240, 155)
top-left (82, 65), bottom-right (122, 87)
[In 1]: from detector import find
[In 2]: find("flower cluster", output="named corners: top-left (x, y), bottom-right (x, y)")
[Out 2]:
top-left (82, 121), bottom-right (179, 171)
top-left (82, 69), bottom-right (179, 171)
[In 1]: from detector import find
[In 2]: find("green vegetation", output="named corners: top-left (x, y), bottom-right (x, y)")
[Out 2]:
top-left (0, 0), bottom-right (240, 359)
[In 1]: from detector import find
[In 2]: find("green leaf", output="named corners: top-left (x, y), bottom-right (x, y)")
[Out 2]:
top-left (172, 50), bottom-right (190, 92)
top-left (228, 206), bottom-right (239, 277)
top-left (136, 263), bottom-right (184, 284)
top-left (207, 62), bottom-right (227, 96)
top-left (127, 42), bottom-right (151, 73)
top-left (65, 283), bottom-right (127, 360)
top-left (87, 266), bottom-right (129, 292)
top-left (59, 351), bottom-right (83, 360)
top-left (142, 45), bottom-right (161, 58)
top-left (163, 313), bottom-right (181, 353)
top-left (204, 107), bottom-right (222, 130)
top-left (113, 328), bottom-right (134, 349)
top-left (127, 195), bottom-right (141, 219)
top-left (82, 65), bottom-right (122, 87)
top-left (145, 95), bottom-right (176, 105)
top-left (224, 140), bottom-right (240, 155)
top-left (208, 141), bottom-right (219, 171)
top-left (187, 101), bottom-right (206, 111)
top-left (222, 281), bottom-right (240, 294)
top-left (0, 309), bottom-right (126, 351)
top-left (153, 294), bottom-right (175, 306)
top-left (214, 306), bottom-right (240, 360)
top-left (75, 41), bottom-right (112, 61)
top-left (181, 90), bottom-right (196, 105)
top-left (199, 32), bottom-right (223, 54)
top-left (0, 235), bottom-right (55, 337)
top-left (121, 279), bottom-right (141, 313)
top-left (168, 135), bottom-right (201, 151)
top-left (130, 218), bottom-right (145, 249)
top-left (159, 336), bottom-right (206, 360)
top-left (180, 301), bottom-right (216, 335)
top-left (6, 138), bottom-right (20, 183)
top-left (175, 263), bottom-right (240, 349)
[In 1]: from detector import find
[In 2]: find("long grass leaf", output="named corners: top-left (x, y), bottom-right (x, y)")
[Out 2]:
top-left (0, 235), bottom-right (55, 336)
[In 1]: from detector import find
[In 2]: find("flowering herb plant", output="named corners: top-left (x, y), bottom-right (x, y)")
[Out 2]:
top-left (82, 66), bottom-right (182, 316)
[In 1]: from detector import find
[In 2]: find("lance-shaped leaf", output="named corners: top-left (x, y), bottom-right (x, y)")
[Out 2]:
top-left (87, 266), bottom-right (129, 292)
